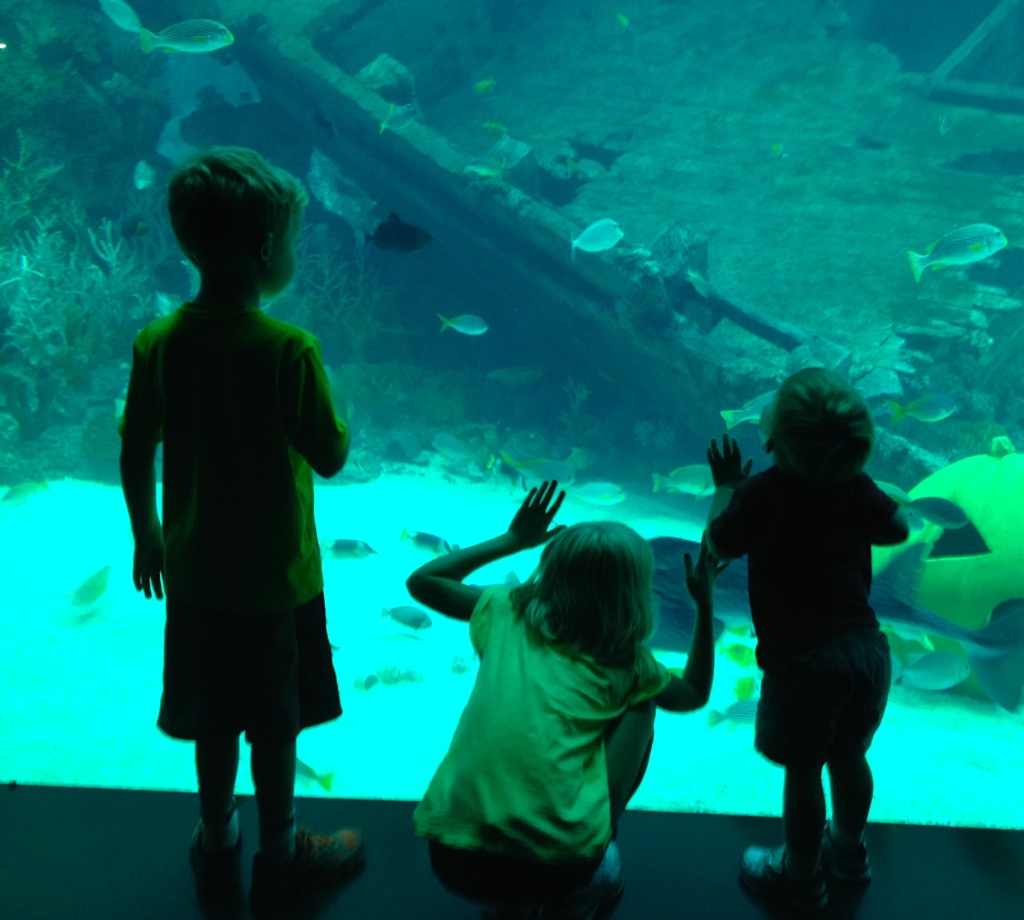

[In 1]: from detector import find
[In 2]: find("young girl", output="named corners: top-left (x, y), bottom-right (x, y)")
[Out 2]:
top-left (407, 481), bottom-right (722, 920)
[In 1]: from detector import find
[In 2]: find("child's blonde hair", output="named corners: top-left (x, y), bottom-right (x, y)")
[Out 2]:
top-left (167, 146), bottom-right (308, 271)
top-left (511, 521), bottom-right (657, 664)
top-left (761, 367), bottom-right (874, 484)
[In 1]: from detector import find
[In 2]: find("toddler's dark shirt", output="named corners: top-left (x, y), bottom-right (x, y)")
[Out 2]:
top-left (709, 466), bottom-right (900, 669)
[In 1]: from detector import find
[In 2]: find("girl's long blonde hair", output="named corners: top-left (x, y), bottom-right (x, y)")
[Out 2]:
top-left (510, 521), bottom-right (657, 664)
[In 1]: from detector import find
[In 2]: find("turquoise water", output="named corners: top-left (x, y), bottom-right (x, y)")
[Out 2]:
top-left (2, 0), bottom-right (1024, 829)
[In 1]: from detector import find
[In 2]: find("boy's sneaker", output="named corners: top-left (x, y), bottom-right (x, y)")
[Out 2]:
top-left (250, 826), bottom-right (365, 912)
top-left (820, 826), bottom-right (871, 885)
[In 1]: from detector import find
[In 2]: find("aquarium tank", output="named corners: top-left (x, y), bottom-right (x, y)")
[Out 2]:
top-left (2, 0), bottom-right (1023, 831)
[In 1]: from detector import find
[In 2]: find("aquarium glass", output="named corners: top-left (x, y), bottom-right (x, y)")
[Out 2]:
top-left (2, 0), bottom-right (1023, 830)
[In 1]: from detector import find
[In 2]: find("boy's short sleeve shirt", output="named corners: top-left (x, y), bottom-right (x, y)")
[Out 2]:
top-left (710, 468), bottom-right (899, 668)
top-left (415, 586), bottom-right (670, 861)
top-left (120, 305), bottom-right (348, 613)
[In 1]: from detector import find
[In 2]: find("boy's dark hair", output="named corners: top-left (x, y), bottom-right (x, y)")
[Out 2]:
top-left (167, 147), bottom-right (308, 271)
top-left (762, 367), bottom-right (874, 484)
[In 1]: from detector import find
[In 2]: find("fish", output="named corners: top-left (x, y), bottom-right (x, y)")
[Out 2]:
top-left (296, 758), bottom-right (334, 793)
top-left (139, 20), bottom-right (234, 54)
top-left (651, 465), bottom-right (714, 498)
top-left (473, 78), bottom-right (496, 94)
top-left (482, 121), bottom-right (508, 135)
top-left (938, 115), bottom-right (952, 135)
top-left (451, 656), bottom-right (472, 674)
top-left (649, 537), bottom-right (1024, 712)
top-left (438, 314), bottom-right (488, 335)
top-left (432, 433), bottom-right (493, 467)
top-left (72, 565), bottom-right (113, 607)
top-left (379, 103), bottom-right (417, 134)
top-left (616, 13), bottom-right (630, 29)
top-left (907, 497), bottom-right (969, 530)
top-left (907, 224), bottom-right (1007, 282)
top-left (565, 158), bottom-right (607, 181)
top-left (708, 699), bottom-right (759, 728)
top-left (487, 366), bottom-right (544, 387)
top-left (721, 643), bottom-right (756, 668)
top-left (116, 213), bottom-right (149, 238)
top-left (571, 218), bottom-right (623, 262)
top-left (98, 0), bottom-right (140, 32)
top-left (734, 676), bottom-right (758, 701)
top-left (323, 539), bottom-right (377, 559)
top-left (500, 452), bottom-right (575, 486)
top-left (876, 481), bottom-right (912, 506)
top-left (383, 605), bottom-right (433, 630)
top-left (894, 650), bottom-right (971, 691)
top-left (307, 148), bottom-right (376, 236)
top-left (885, 393), bottom-right (957, 424)
top-left (464, 155), bottom-right (506, 179)
top-left (567, 482), bottom-right (627, 506)
top-left (132, 160), bottom-right (155, 190)
top-left (400, 529), bottom-right (454, 554)
top-left (367, 213), bottom-right (431, 252)
top-left (2, 481), bottom-right (49, 504)
top-left (720, 391), bottom-right (776, 430)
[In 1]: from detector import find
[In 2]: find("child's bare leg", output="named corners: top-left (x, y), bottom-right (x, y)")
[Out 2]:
top-left (251, 739), bottom-right (298, 863)
top-left (196, 734), bottom-right (240, 850)
top-left (826, 753), bottom-right (873, 848)
top-left (782, 764), bottom-right (826, 876)
top-left (604, 700), bottom-right (656, 827)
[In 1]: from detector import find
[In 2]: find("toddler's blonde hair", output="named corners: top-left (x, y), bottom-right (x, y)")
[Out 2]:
top-left (761, 367), bottom-right (874, 484)
top-left (511, 521), bottom-right (657, 664)
top-left (167, 146), bottom-right (308, 271)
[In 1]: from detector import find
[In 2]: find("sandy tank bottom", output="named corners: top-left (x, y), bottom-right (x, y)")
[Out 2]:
top-left (2, 473), bottom-right (1022, 829)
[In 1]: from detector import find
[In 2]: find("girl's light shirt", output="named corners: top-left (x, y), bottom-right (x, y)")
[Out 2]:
top-left (414, 586), bottom-right (671, 861)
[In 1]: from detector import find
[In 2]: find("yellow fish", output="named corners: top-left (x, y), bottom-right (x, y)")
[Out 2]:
top-left (722, 643), bottom-right (756, 668)
top-left (72, 565), bottom-right (112, 607)
top-left (296, 758), bottom-right (334, 793)
top-left (734, 676), bottom-right (758, 701)
top-left (473, 78), bottom-right (496, 94)
top-left (482, 121), bottom-right (507, 135)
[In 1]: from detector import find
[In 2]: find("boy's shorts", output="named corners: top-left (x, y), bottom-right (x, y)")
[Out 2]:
top-left (157, 592), bottom-right (342, 746)
top-left (755, 627), bottom-right (890, 768)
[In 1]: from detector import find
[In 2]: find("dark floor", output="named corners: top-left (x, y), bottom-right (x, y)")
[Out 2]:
top-left (2, 784), bottom-right (1022, 920)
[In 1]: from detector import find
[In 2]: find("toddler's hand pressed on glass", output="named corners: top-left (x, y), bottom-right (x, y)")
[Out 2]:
top-left (707, 434), bottom-right (752, 488)
top-left (683, 536), bottom-right (727, 607)
top-left (507, 480), bottom-right (567, 549)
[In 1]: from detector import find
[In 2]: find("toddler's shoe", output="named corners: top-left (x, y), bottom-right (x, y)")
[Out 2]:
top-left (189, 822), bottom-right (242, 900)
top-left (820, 825), bottom-right (871, 884)
top-left (250, 826), bottom-right (365, 912)
top-left (739, 844), bottom-right (827, 913)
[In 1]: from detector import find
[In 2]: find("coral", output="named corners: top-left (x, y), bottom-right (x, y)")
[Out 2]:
top-left (0, 142), bottom-right (158, 437)
top-left (275, 238), bottom-right (401, 366)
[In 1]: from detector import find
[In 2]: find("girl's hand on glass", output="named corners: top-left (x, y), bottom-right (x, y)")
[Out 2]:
top-left (507, 480), bottom-right (566, 549)
top-left (683, 536), bottom-right (727, 606)
top-left (707, 434), bottom-right (752, 489)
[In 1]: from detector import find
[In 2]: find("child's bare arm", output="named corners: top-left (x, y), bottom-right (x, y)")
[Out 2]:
top-left (654, 539), bottom-right (722, 712)
top-left (406, 481), bottom-right (566, 622)
top-left (120, 437), bottom-right (164, 599)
